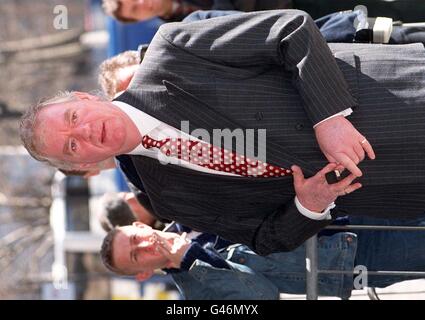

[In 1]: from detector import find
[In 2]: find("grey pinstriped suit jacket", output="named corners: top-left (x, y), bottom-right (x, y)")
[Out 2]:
top-left (115, 10), bottom-right (425, 255)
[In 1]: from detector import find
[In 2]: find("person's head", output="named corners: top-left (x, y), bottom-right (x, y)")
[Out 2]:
top-left (100, 222), bottom-right (174, 280)
top-left (102, 0), bottom-right (173, 23)
top-left (99, 192), bottom-right (138, 232)
top-left (19, 91), bottom-right (141, 170)
top-left (98, 51), bottom-right (140, 100)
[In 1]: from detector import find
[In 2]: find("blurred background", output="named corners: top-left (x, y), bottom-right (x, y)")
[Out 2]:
top-left (0, 0), bottom-right (175, 300)
top-left (0, 0), bottom-right (424, 300)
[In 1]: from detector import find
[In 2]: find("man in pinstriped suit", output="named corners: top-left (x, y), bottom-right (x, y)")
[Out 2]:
top-left (21, 10), bottom-right (425, 254)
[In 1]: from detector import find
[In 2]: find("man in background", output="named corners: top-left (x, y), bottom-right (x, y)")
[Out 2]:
top-left (100, 216), bottom-right (425, 300)
top-left (102, 0), bottom-right (292, 23)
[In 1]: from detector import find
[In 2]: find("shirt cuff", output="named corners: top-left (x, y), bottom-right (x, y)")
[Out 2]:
top-left (313, 108), bottom-right (353, 128)
top-left (294, 196), bottom-right (335, 220)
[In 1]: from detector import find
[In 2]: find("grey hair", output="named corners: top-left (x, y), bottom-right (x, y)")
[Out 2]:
top-left (20, 91), bottom-right (78, 169)
top-left (19, 90), bottom-right (107, 171)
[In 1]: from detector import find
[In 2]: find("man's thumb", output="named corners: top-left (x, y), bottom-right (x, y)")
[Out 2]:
top-left (291, 165), bottom-right (304, 185)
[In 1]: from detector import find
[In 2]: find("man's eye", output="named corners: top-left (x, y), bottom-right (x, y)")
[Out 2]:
top-left (70, 140), bottom-right (77, 152)
top-left (71, 112), bottom-right (77, 123)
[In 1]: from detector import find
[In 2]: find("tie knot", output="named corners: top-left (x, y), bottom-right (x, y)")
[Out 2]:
top-left (142, 135), bottom-right (166, 149)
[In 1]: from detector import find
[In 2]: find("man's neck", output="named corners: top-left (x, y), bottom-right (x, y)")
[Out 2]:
top-left (125, 118), bottom-right (143, 151)
top-left (111, 100), bottom-right (164, 155)
top-left (112, 102), bottom-right (143, 154)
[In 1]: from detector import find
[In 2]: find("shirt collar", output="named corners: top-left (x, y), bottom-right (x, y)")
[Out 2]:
top-left (112, 100), bottom-right (161, 154)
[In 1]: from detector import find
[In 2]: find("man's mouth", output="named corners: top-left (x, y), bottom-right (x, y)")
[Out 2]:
top-left (101, 123), bottom-right (105, 144)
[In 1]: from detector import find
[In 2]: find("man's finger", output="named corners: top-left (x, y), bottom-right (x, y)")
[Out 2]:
top-left (291, 165), bottom-right (305, 186)
top-left (353, 143), bottom-right (365, 162)
top-left (156, 244), bottom-right (179, 267)
top-left (330, 173), bottom-right (358, 192)
top-left (323, 153), bottom-right (337, 164)
top-left (342, 182), bottom-right (362, 195)
top-left (348, 151), bottom-right (360, 165)
top-left (335, 164), bottom-right (345, 172)
top-left (360, 138), bottom-right (376, 160)
top-left (336, 153), bottom-right (362, 177)
top-left (180, 232), bottom-right (187, 241)
top-left (156, 242), bottom-right (172, 258)
top-left (316, 163), bottom-right (338, 179)
top-left (155, 235), bottom-right (173, 252)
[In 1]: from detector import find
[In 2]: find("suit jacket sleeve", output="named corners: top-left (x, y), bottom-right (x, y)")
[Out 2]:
top-left (157, 9), bottom-right (358, 124)
top-left (253, 200), bottom-right (336, 255)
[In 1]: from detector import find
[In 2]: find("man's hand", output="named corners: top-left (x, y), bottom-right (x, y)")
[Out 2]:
top-left (314, 116), bottom-right (375, 177)
top-left (292, 163), bottom-right (362, 213)
top-left (155, 232), bottom-right (191, 268)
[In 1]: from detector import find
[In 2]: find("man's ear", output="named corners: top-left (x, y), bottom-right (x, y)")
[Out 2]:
top-left (73, 91), bottom-right (101, 101)
top-left (135, 270), bottom-right (153, 282)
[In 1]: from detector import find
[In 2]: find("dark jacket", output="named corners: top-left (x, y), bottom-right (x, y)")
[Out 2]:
top-left (115, 10), bottom-right (425, 254)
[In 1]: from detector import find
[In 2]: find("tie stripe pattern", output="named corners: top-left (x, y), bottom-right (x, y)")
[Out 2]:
top-left (142, 135), bottom-right (293, 177)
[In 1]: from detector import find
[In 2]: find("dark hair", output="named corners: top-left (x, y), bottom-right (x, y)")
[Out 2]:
top-left (100, 228), bottom-right (124, 274)
top-left (100, 228), bottom-right (139, 276)
top-left (99, 193), bottom-right (137, 232)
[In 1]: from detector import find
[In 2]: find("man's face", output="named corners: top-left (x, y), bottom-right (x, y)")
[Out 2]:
top-left (34, 95), bottom-right (138, 167)
top-left (112, 223), bottom-right (169, 275)
top-left (119, 0), bottom-right (170, 21)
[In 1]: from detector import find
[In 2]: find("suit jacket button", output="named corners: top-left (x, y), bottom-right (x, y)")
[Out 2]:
top-left (238, 258), bottom-right (246, 264)
top-left (255, 112), bottom-right (264, 121)
top-left (295, 123), bottom-right (304, 130)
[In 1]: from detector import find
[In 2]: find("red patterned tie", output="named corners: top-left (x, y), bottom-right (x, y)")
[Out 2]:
top-left (142, 135), bottom-right (293, 178)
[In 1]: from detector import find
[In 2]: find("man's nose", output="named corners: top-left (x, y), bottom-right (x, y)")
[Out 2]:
top-left (73, 123), bottom-right (91, 140)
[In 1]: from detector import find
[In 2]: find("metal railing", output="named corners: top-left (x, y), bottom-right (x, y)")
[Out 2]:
top-left (305, 224), bottom-right (425, 300)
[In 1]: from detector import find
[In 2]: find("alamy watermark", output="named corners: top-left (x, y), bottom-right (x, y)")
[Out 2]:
top-left (53, 5), bottom-right (69, 30)
top-left (353, 264), bottom-right (368, 290)
top-left (155, 121), bottom-right (268, 176)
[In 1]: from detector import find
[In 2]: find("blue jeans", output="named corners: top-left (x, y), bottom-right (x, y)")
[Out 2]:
top-left (351, 216), bottom-right (425, 288)
top-left (172, 217), bottom-right (425, 299)
top-left (172, 232), bottom-right (357, 299)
